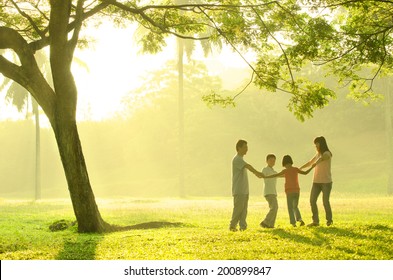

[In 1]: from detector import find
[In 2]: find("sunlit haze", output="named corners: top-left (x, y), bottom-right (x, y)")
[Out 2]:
top-left (1, 21), bottom-right (252, 124)
top-left (0, 20), bottom-right (390, 200)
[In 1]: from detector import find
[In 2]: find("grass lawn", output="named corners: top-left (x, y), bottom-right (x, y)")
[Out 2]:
top-left (0, 194), bottom-right (392, 260)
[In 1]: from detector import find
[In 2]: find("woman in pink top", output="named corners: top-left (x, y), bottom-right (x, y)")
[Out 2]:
top-left (301, 136), bottom-right (333, 226)
top-left (264, 155), bottom-right (315, 227)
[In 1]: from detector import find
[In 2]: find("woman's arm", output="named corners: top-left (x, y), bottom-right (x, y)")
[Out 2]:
top-left (320, 151), bottom-right (332, 161)
top-left (300, 154), bottom-right (318, 169)
top-left (312, 151), bottom-right (332, 166)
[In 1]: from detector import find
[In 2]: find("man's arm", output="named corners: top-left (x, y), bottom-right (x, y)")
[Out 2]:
top-left (245, 164), bottom-right (264, 178)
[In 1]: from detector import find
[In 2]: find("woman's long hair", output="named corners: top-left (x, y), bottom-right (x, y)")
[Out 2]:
top-left (314, 136), bottom-right (332, 156)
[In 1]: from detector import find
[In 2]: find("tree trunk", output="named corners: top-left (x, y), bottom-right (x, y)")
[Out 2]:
top-left (47, 0), bottom-right (111, 233)
top-left (386, 81), bottom-right (393, 195)
top-left (32, 98), bottom-right (41, 201)
top-left (177, 38), bottom-right (185, 198)
top-left (52, 117), bottom-right (110, 233)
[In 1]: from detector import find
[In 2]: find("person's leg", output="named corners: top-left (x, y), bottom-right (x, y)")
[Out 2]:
top-left (309, 183), bottom-right (322, 225)
top-left (239, 195), bottom-right (249, 230)
top-left (322, 183), bottom-right (333, 225)
top-left (263, 195), bottom-right (278, 228)
top-left (286, 194), bottom-right (296, 226)
top-left (293, 193), bottom-right (302, 223)
top-left (230, 195), bottom-right (241, 230)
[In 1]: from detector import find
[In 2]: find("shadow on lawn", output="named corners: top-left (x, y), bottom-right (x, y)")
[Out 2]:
top-left (111, 221), bottom-right (184, 231)
top-left (56, 234), bottom-right (103, 260)
top-left (268, 224), bottom-right (393, 258)
top-left (55, 221), bottom-right (184, 260)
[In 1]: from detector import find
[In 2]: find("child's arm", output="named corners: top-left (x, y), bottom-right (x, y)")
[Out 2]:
top-left (264, 170), bottom-right (285, 178)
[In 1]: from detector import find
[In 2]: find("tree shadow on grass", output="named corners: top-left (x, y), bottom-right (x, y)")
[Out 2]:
top-left (55, 221), bottom-right (185, 260)
top-left (109, 221), bottom-right (185, 231)
top-left (56, 234), bottom-right (103, 260)
top-left (267, 224), bottom-right (393, 259)
top-left (314, 224), bottom-right (393, 258)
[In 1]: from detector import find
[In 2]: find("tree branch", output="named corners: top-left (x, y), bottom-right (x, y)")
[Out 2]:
top-left (0, 55), bottom-right (28, 86)
top-left (103, 0), bottom-right (209, 40)
top-left (69, 0), bottom-right (85, 53)
top-left (251, 6), bottom-right (295, 88)
top-left (0, 26), bottom-right (55, 120)
top-left (10, 0), bottom-right (46, 38)
top-left (119, 1), bottom-right (282, 12)
top-left (314, 0), bottom-right (393, 9)
top-left (29, 0), bottom-right (110, 51)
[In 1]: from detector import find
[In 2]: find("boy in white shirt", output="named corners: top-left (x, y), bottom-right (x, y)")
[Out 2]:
top-left (260, 154), bottom-right (278, 228)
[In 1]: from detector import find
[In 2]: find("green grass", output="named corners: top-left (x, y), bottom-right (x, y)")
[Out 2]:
top-left (0, 194), bottom-right (392, 260)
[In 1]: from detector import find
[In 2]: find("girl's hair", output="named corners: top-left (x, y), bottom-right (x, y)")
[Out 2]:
top-left (282, 155), bottom-right (293, 166)
top-left (314, 136), bottom-right (332, 155)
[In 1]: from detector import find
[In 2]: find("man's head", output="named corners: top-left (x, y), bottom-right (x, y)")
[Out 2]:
top-left (236, 140), bottom-right (248, 156)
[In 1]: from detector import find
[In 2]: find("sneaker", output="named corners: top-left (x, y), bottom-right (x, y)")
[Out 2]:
top-left (229, 227), bottom-right (238, 232)
top-left (327, 221), bottom-right (333, 226)
top-left (307, 222), bottom-right (319, 227)
top-left (299, 220), bottom-right (305, 226)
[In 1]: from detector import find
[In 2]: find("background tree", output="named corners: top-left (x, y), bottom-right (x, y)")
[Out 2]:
top-left (173, 0), bottom-right (220, 197)
top-left (0, 50), bottom-right (49, 201)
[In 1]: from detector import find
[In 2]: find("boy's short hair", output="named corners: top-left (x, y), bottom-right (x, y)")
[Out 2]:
top-left (266, 154), bottom-right (276, 161)
top-left (282, 155), bottom-right (293, 166)
top-left (236, 140), bottom-right (247, 151)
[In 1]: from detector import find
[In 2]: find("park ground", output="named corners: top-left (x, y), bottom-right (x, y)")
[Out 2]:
top-left (0, 193), bottom-right (392, 260)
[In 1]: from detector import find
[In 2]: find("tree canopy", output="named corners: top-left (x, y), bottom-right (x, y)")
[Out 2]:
top-left (1, 1), bottom-right (390, 120)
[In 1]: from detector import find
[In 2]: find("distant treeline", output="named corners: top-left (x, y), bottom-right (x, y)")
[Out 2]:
top-left (0, 80), bottom-right (388, 199)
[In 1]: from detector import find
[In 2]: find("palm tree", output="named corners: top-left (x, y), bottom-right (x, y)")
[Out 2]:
top-left (1, 50), bottom-right (53, 200)
top-left (175, 0), bottom-right (221, 197)
top-left (386, 79), bottom-right (393, 195)
top-left (177, 37), bottom-right (186, 197)
top-left (1, 65), bottom-right (42, 200)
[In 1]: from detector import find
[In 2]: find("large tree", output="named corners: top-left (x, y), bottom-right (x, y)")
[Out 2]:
top-left (292, 0), bottom-right (393, 193)
top-left (1, 0), bottom-right (390, 233)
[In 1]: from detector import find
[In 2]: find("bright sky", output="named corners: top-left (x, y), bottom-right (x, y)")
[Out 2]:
top-left (0, 22), bottom-right (252, 126)
top-left (74, 22), bottom-right (178, 121)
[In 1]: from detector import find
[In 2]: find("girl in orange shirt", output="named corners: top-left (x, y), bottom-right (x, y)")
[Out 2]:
top-left (264, 155), bottom-right (315, 227)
